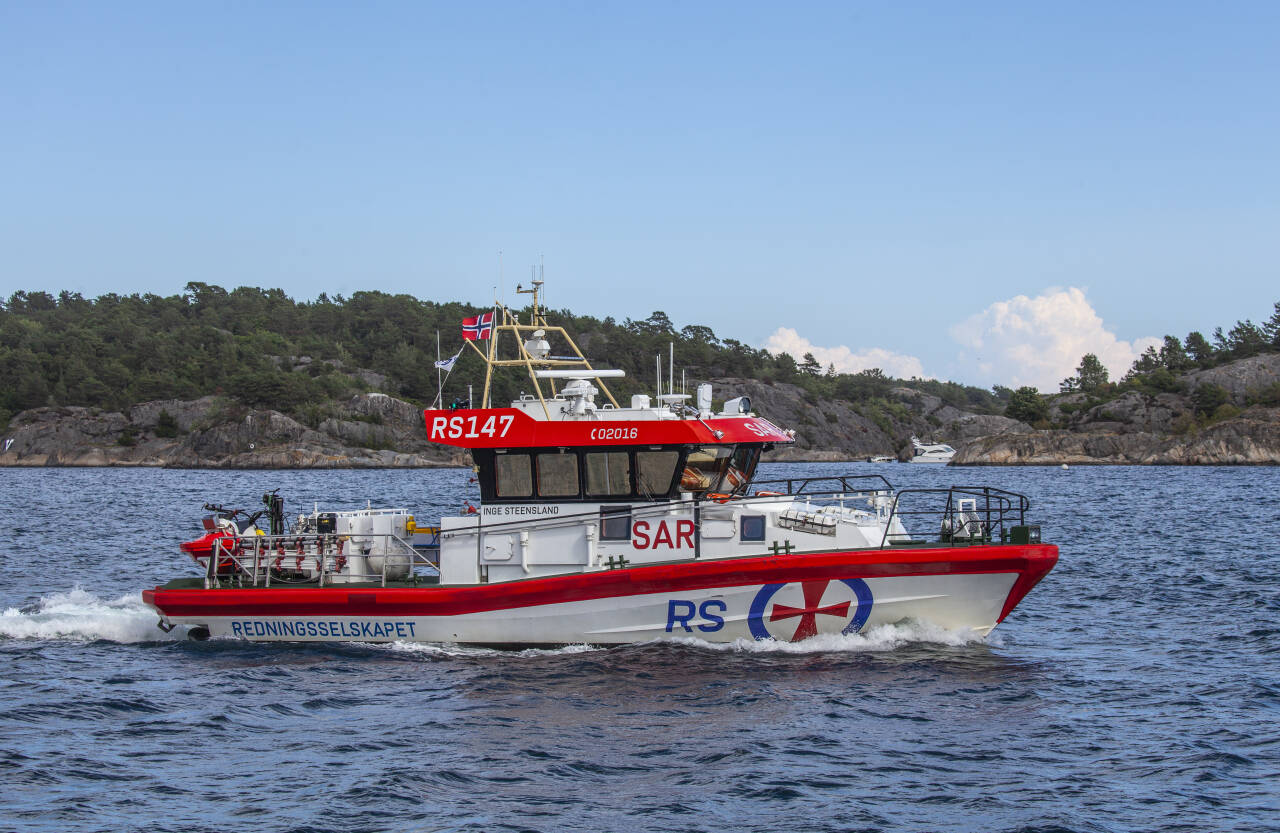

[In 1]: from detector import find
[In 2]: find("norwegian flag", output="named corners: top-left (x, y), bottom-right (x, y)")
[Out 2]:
top-left (462, 311), bottom-right (494, 340)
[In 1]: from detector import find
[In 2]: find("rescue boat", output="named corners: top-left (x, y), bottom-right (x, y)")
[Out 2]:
top-left (143, 282), bottom-right (1057, 645)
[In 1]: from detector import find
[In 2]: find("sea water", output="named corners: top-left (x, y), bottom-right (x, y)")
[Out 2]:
top-left (1, 464), bottom-right (1277, 833)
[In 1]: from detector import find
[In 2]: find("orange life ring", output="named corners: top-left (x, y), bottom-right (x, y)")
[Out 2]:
top-left (706, 492), bottom-right (733, 504)
top-left (680, 466), bottom-right (710, 491)
top-left (755, 490), bottom-right (783, 497)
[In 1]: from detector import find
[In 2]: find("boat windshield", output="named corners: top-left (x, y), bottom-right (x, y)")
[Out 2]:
top-left (475, 443), bottom-right (765, 503)
top-left (724, 445), bottom-right (761, 494)
top-left (680, 445), bottom-right (760, 495)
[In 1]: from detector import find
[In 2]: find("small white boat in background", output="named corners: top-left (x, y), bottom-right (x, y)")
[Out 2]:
top-left (909, 436), bottom-right (956, 464)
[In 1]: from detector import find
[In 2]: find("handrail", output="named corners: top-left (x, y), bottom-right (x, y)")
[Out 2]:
top-left (878, 486), bottom-right (1030, 548)
top-left (201, 532), bottom-right (437, 589)
top-left (750, 474), bottom-right (895, 495)
top-left (194, 482), bottom-right (1036, 589)
top-left (439, 486), bottom-right (893, 541)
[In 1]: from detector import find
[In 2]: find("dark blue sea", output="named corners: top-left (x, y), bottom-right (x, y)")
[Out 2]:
top-left (1, 463), bottom-right (1277, 833)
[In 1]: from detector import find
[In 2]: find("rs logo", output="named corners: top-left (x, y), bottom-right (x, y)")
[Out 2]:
top-left (665, 599), bottom-right (726, 633)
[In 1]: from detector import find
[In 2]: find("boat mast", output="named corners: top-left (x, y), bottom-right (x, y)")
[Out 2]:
top-left (669, 341), bottom-right (674, 403)
top-left (471, 273), bottom-right (621, 414)
top-left (434, 330), bottom-right (442, 408)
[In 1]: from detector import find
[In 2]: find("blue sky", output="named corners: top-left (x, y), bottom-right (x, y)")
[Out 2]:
top-left (2, 2), bottom-right (1277, 389)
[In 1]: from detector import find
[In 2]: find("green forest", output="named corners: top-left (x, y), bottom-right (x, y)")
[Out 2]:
top-left (0, 283), bottom-right (1004, 431)
top-left (3, 284), bottom-right (1278, 434)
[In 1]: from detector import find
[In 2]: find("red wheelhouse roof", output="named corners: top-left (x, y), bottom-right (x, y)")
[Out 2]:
top-left (423, 408), bottom-right (794, 449)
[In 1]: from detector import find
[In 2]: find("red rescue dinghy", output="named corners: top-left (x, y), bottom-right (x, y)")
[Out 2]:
top-left (144, 284), bottom-right (1056, 644)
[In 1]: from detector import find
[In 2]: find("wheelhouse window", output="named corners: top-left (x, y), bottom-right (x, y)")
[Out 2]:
top-left (636, 450), bottom-right (680, 497)
top-left (480, 444), bottom-right (717, 502)
top-left (680, 446), bottom-right (733, 494)
top-left (494, 453), bottom-right (532, 498)
top-left (740, 514), bottom-right (766, 542)
top-left (600, 506), bottom-right (631, 540)
top-left (536, 452), bottom-right (579, 498)
top-left (724, 446), bottom-right (761, 495)
top-left (585, 451), bottom-right (631, 497)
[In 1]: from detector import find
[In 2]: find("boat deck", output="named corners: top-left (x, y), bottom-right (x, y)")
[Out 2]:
top-left (158, 531), bottom-right (1042, 592)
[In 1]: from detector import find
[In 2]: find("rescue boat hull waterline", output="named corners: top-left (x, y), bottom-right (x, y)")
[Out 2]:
top-left (144, 543), bottom-right (1054, 644)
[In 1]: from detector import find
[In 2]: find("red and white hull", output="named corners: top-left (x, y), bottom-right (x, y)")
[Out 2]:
top-left (143, 544), bottom-right (1056, 645)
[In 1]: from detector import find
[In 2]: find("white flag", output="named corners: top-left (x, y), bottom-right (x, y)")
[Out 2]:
top-left (434, 350), bottom-right (461, 372)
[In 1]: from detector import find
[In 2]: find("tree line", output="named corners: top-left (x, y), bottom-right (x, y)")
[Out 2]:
top-left (0, 284), bottom-right (1004, 430)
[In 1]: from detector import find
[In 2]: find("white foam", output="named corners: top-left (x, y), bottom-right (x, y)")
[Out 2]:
top-left (667, 620), bottom-right (993, 654)
top-left (0, 587), bottom-right (182, 643)
top-left (382, 622), bottom-right (990, 657)
top-left (0, 593), bottom-right (994, 652)
top-left (384, 640), bottom-right (603, 659)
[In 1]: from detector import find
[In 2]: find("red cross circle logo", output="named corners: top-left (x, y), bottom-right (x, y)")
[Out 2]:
top-left (768, 580), bottom-right (851, 641)
top-left (747, 578), bottom-right (874, 642)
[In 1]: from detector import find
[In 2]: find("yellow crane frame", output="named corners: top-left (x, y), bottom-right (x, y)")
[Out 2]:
top-left (463, 281), bottom-right (620, 418)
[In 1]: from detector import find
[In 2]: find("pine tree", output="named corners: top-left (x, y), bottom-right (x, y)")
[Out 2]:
top-left (1074, 354), bottom-right (1109, 393)
top-left (1262, 301), bottom-right (1280, 348)
top-left (1226, 320), bottom-right (1267, 358)
top-left (1212, 327), bottom-right (1229, 353)
top-left (1185, 331), bottom-right (1215, 367)
top-left (1158, 335), bottom-right (1190, 371)
top-left (1129, 346), bottom-right (1161, 375)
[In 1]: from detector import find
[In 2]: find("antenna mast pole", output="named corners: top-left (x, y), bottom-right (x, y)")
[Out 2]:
top-left (434, 330), bottom-right (442, 408)
top-left (669, 341), bottom-right (674, 404)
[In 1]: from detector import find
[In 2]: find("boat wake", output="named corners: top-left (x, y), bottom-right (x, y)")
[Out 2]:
top-left (0, 587), bottom-right (182, 643)
top-left (0, 589), bottom-right (998, 654)
top-left (384, 641), bottom-right (605, 659)
top-left (377, 621), bottom-right (996, 658)
top-left (670, 620), bottom-right (999, 654)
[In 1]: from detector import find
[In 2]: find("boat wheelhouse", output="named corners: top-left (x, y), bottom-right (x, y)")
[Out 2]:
top-left (144, 281), bottom-right (1056, 645)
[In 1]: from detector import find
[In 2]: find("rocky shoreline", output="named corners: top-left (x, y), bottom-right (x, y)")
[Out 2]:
top-left (3, 359), bottom-right (1279, 467)
top-left (951, 408), bottom-right (1280, 466)
top-left (0, 393), bottom-right (467, 469)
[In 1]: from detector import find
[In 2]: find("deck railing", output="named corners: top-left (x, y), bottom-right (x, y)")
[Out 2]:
top-left (193, 480), bottom-right (1037, 587)
top-left (750, 474), bottom-right (895, 496)
top-left (202, 532), bottom-right (439, 589)
top-left (878, 486), bottom-right (1031, 548)
top-left (438, 488), bottom-right (893, 540)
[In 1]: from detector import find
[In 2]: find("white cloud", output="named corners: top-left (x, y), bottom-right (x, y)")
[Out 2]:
top-left (949, 287), bottom-right (1160, 391)
top-left (763, 327), bottom-right (928, 379)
